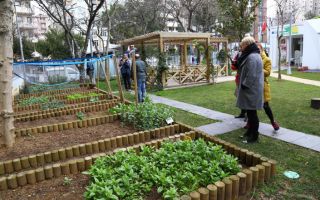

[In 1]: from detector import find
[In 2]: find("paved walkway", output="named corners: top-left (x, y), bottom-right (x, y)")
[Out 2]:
top-left (270, 73), bottom-right (320, 87)
top-left (150, 95), bottom-right (320, 152)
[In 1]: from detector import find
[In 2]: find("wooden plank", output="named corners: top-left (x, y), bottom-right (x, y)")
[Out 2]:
top-left (131, 53), bottom-right (139, 105)
top-left (113, 56), bottom-right (124, 103)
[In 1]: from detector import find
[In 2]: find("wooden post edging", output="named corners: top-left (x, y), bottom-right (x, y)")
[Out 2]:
top-left (0, 124), bottom-right (193, 190)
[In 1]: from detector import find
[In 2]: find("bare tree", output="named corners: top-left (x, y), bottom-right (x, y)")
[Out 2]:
top-left (274, 0), bottom-right (288, 80)
top-left (167, 0), bottom-right (205, 32)
top-left (0, 0), bottom-right (15, 146)
top-left (35, 0), bottom-right (106, 82)
top-left (34, 0), bottom-right (79, 58)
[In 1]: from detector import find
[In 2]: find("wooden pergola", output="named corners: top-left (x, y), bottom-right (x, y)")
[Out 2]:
top-left (120, 32), bottom-right (229, 87)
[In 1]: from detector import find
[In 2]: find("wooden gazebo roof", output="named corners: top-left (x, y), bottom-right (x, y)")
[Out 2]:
top-left (119, 32), bottom-right (228, 46)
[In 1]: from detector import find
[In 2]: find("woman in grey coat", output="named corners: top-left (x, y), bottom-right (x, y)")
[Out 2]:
top-left (236, 37), bottom-right (264, 143)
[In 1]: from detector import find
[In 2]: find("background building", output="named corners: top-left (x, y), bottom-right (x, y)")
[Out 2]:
top-left (15, 0), bottom-right (50, 40)
top-left (253, 0), bottom-right (268, 43)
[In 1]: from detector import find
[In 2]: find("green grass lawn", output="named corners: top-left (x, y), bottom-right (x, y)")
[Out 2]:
top-left (218, 130), bottom-right (320, 200)
top-left (280, 69), bottom-right (320, 81)
top-left (168, 106), bottom-right (217, 127)
top-left (156, 78), bottom-right (320, 136)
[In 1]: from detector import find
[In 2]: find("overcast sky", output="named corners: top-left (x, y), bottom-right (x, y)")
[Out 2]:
top-left (267, 0), bottom-right (277, 18)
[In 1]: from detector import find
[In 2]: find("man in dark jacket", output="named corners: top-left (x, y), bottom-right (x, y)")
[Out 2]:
top-left (119, 54), bottom-right (131, 91)
top-left (236, 36), bottom-right (264, 143)
top-left (135, 54), bottom-right (147, 102)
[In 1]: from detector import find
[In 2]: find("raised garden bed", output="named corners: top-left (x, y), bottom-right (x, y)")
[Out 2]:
top-left (0, 87), bottom-right (277, 200)
top-left (0, 129), bottom-right (276, 200)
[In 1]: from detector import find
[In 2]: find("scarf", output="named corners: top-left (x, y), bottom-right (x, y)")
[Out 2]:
top-left (236, 43), bottom-right (260, 68)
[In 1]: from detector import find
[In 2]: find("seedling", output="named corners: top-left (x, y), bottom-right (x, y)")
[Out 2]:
top-left (76, 111), bottom-right (85, 120)
top-left (63, 176), bottom-right (72, 186)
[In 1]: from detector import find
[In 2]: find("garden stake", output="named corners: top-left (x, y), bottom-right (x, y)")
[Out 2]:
top-left (268, 159), bottom-right (277, 177)
top-left (58, 149), bottom-right (67, 161)
top-left (17, 172), bottom-right (27, 186)
top-left (98, 140), bottom-right (106, 152)
top-left (84, 157), bottom-right (93, 170)
top-left (133, 133), bottom-right (140, 144)
top-left (262, 162), bottom-right (271, 181)
top-left (79, 144), bottom-right (87, 155)
top-left (111, 138), bottom-right (117, 149)
top-left (69, 161), bottom-right (78, 174)
top-left (0, 177), bottom-right (8, 191)
top-left (206, 184), bottom-right (217, 200)
top-left (44, 152), bottom-right (52, 163)
top-left (246, 151), bottom-right (254, 166)
top-left (36, 153), bottom-right (45, 166)
top-left (92, 141), bottom-right (100, 153)
top-left (242, 169), bottom-right (253, 193)
top-left (104, 139), bottom-right (111, 151)
top-left (229, 175), bottom-right (240, 200)
top-left (139, 132), bottom-right (145, 143)
top-left (26, 170), bottom-right (36, 184)
top-left (65, 147), bottom-right (74, 158)
top-left (198, 187), bottom-right (209, 200)
top-left (128, 134), bottom-right (134, 145)
top-left (28, 155), bottom-right (37, 168)
top-left (7, 175), bottom-right (18, 189)
top-left (180, 195), bottom-right (191, 200)
top-left (237, 172), bottom-right (247, 195)
top-left (77, 159), bottom-right (85, 172)
top-left (61, 163), bottom-right (70, 175)
top-left (257, 164), bottom-right (265, 184)
top-left (51, 150), bottom-right (59, 162)
top-left (249, 167), bottom-right (259, 187)
top-left (222, 178), bottom-right (232, 200)
top-left (72, 146), bottom-right (80, 157)
top-left (20, 157), bottom-right (30, 170)
top-left (12, 159), bottom-right (22, 171)
top-left (189, 191), bottom-right (200, 200)
top-left (215, 181), bottom-right (225, 200)
top-left (35, 168), bottom-right (45, 182)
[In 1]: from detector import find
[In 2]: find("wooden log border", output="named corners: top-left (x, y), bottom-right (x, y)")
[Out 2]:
top-left (15, 87), bottom-right (89, 100)
top-left (186, 131), bottom-right (277, 200)
top-left (0, 124), bottom-right (192, 190)
top-left (14, 113), bottom-right (121, 137)
top-left (14, 89), bottom-right (107, 105)
top-left (14, 94), bottom-right (112, 112)
top-left (14, 100), bottom-right (119, 122)
top-left (2, 118), bottom-right (277, 198)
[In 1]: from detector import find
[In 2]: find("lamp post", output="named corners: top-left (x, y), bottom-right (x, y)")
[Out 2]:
top-left (287, 14), bottom-right (292, 75)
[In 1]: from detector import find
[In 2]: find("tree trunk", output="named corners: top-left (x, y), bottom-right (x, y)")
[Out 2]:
top-left (277, 23), bottom-right (282, 80)
top-left (0, 0), bottom-right (15, 147)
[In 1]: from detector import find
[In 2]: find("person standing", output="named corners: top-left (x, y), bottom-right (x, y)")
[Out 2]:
top-left (236, 37), bottom-right (264, 143)
top-left (257, 43), bottom-right (280, 131)
top-left (135, 54), bottom-right (147, 103)
top-left (119, 54), bottom-right (131, 91)
top-left (86, 58), bottom-right (96, 88)
top-left (231, 50), bottom-right (247, 119)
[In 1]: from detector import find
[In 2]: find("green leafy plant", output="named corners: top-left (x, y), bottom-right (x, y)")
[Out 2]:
top-left (110, 97), bottom-right (173, 130)
top-left (84, 139), bottom-right (241, 200)
top-left (67, 92), bottom-right (99, 100)
top-left (19, 96), bottom-right (49, 107)
top-left (76, 111), bottom-right (85, 120)
top-left (40, 99), bottom-right (64, 110)
top-left (63, 176), bottom-right (73, 186)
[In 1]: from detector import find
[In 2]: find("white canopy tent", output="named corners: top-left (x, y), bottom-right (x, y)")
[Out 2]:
top-left (269, 18), bottom-right (320, 70)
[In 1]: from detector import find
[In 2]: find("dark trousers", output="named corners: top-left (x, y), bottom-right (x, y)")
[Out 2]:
top-left (263, 102), bottom-right (275, 123)
top-left (122, 73), bottom-right (131, 90)
top-left (246, 110), bottom-right (259, 141)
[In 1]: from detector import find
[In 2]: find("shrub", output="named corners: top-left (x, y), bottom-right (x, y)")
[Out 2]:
top-left (84, 139), bottom-right (241, 200)
top-left (110, 97), bottom-right (173, 130)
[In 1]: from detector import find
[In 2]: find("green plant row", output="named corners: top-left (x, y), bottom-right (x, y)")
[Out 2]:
top-left (19, 96), bottom-right (49, 107)
top-left (85, 139), bottom-right (240, 200)
top-left (67, 92), bottom-right (99, 100)
top-left (110, 97), bottom-right (173, 130)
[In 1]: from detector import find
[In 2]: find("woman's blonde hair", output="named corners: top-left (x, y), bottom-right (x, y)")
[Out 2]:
top-left (240, 36), bottom-right (256, 48)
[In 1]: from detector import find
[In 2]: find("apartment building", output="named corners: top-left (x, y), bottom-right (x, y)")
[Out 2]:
top-left (15, 0), bottom-right (50, 40)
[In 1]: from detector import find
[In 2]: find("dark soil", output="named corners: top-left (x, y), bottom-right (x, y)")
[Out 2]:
top-left (0, 174), bottom-right (164, 200)
top-left (0, 174), bottom-right (89, 200)
top-left (15, 111), bottom-right (111, 129)
top-left (0, 121), bottom-right (134, 161)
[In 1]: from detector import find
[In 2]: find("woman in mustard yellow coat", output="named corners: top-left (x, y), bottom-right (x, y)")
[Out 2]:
top-left (257, 43), bottom-right (280, 131)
